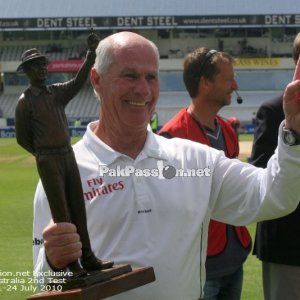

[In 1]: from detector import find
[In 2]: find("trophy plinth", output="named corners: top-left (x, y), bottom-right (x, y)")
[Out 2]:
top-left (27, 266), bottom-right (155, 300)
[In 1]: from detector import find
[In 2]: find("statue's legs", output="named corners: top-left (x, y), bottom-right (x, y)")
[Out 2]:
top-left (65, 152), bottom-right (113, 271)
top-left (36, 151), bottom-right (112, 277)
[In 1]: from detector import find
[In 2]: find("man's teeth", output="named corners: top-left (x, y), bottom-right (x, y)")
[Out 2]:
top-left (128, 101), bottom-right (147, 106)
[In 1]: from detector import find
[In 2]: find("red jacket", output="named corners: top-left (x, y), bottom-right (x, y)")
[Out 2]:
top-left (160, 108), bottom-right (251, 256)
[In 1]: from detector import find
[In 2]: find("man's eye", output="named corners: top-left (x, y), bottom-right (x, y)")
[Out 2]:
top-left (125, 73), bottom-right (137, 79)
top-left (147, 74), bottom-right (157, 81)
top-left (32, 62), bottom-right (46, 68)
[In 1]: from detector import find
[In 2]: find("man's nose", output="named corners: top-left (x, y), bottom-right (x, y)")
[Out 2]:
top-left (232, 79), bottom-right (238, 90)
top-left (135, 77), bottom-right (151, 96)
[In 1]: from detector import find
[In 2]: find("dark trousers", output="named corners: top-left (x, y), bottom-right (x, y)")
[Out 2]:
top-left (36, 148), bottom-right (93, 259)
top-left (202, 266), bottom-right (243, 300)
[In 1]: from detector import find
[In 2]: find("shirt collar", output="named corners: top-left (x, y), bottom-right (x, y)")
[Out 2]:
top-left (83, 121), bottom-right (169, 166)
top-left (29, 85), bottom-right (51, 96)
top-left (142, 125), bottom-right (169, 161)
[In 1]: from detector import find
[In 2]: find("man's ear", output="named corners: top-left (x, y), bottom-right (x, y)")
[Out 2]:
top-left (200, 76), bottom-right (211, 88)
top-left (90, 67), bottom-right (102, 90)
top-left (197, 76), bottom-right (210, 95)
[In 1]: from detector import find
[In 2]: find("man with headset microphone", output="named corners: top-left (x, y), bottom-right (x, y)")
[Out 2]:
top-left (160, 48), bottom-right (248, 300)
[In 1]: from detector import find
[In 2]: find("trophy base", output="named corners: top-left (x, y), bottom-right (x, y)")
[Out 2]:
top-left (27, 266), bottom-right (155, 300)
top-left (63, 264), bottom-right (131, 290)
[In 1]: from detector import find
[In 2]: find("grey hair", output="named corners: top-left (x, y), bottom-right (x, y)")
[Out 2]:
top-left (94, 37), bottom-right (113, 75)
top-left (94, 34), bottom-right (160, 75)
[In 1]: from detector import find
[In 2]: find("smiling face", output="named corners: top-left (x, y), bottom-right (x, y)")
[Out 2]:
top-left (206, 59), bottom-right (238, 108)
top-left (91, 32), bottom-right (160, 134)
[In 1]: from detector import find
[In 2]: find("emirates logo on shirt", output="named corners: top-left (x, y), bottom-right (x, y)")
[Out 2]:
top-left (83, 177), bottom-right (124, 201)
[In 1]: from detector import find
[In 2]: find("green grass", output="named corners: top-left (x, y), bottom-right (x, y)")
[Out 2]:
top-left (239, 133), bottom-right (254, 142)
top-left (0, 137), bottom-right (263, 299)
top-left (0, 139), bottom-right (38, 299)
top-left (241, 223), bottom-right (263, 300)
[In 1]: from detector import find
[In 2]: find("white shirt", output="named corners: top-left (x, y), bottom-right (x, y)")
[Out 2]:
top-left (33, 121), bottom-right (300, 300)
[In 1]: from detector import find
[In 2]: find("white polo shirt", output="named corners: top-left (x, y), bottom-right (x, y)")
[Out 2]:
top-left (33, 121), bottom-right (300, 300)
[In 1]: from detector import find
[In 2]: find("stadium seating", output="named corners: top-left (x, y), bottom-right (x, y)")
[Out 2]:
top-left (0, 44), bottom-right (86, 62)
top-left (0, 85), bottom-right (99, 120)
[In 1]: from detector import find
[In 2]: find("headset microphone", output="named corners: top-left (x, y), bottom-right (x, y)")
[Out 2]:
top-left (234, 90), bottom-right (243, 104)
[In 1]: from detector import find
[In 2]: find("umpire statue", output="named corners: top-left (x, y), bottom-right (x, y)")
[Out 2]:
top-left (15, 32), bottom-right (113, 278)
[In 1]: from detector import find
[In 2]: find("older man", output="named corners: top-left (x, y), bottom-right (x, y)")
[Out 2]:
top-left (33, 31), bottom-right (300, 300)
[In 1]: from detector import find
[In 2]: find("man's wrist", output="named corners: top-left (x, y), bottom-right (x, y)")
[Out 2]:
top-left (282, 124), bottom-right (300, 146)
